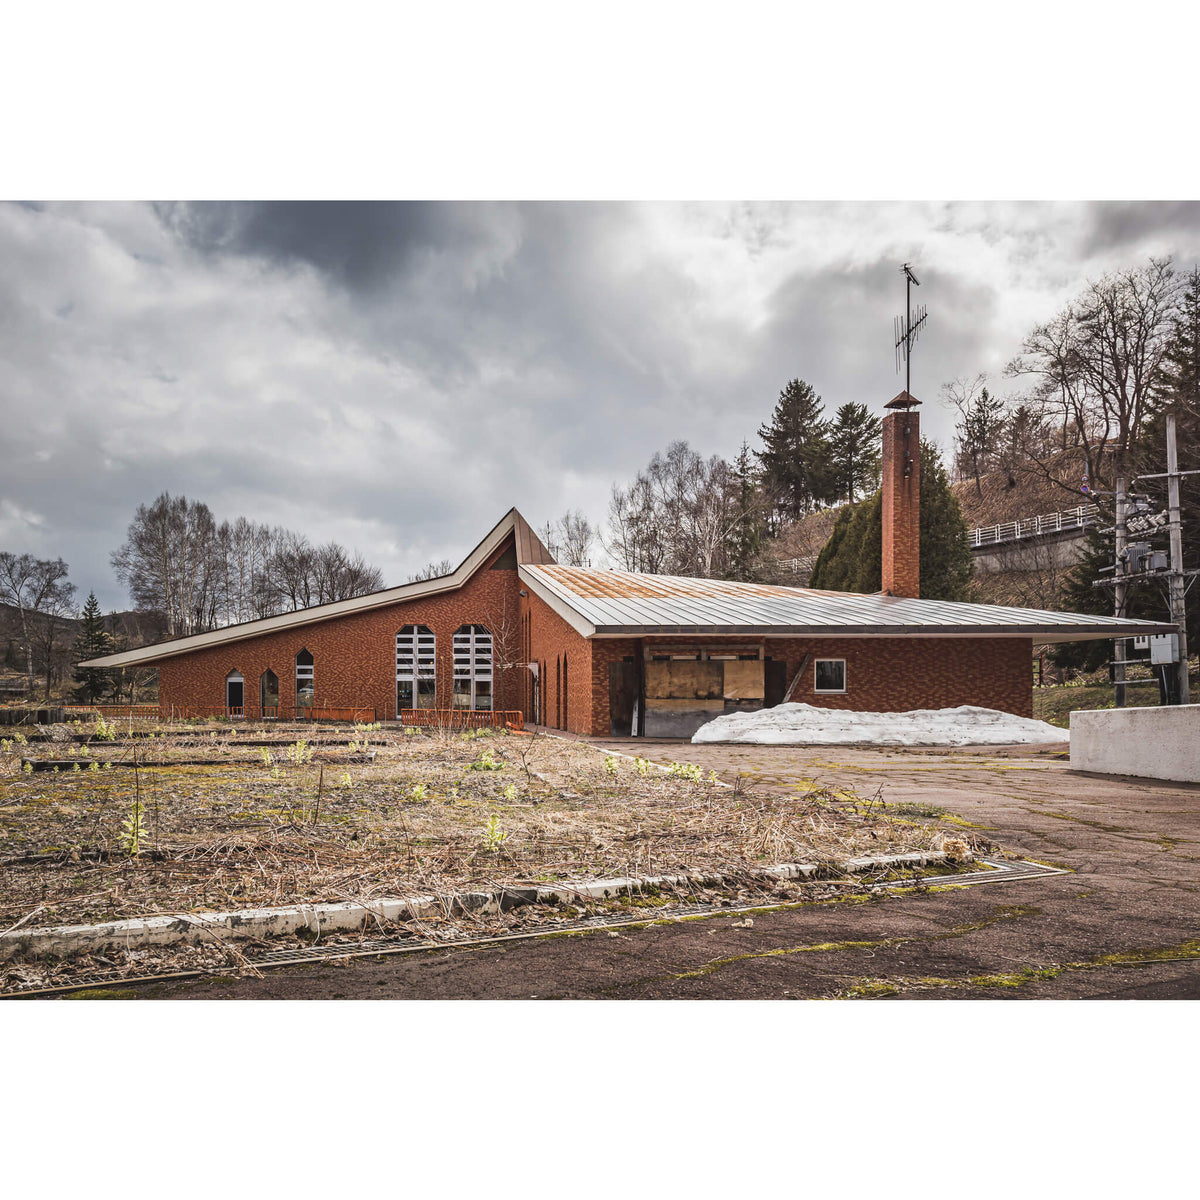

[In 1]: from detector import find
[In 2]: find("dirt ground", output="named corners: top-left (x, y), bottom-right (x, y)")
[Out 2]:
top-left (86, 733), bottom-right (1200, 1001)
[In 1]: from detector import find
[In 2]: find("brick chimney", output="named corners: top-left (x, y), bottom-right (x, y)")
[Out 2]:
top-left (881, 391), bottom-right (920, 597)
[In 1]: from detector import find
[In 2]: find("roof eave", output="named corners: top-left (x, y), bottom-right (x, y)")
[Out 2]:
top-left (79, 508), bottom-right (533, 670)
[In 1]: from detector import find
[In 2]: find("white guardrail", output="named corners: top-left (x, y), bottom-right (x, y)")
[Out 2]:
top-left (969, 504), bottom-right (1099, 548)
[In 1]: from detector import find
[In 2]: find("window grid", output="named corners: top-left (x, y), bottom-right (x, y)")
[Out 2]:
top-left (397, 626), bottom-right (437, 711)
top-left (453, 624), bottom-right (493, 710)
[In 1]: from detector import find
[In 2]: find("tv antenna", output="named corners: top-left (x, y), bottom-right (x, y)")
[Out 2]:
top-left (893, 263), bottom-right (928, 399)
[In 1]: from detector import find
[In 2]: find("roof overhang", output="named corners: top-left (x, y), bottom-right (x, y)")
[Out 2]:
top-left (80, 508), bottom-right (543, 670)
top-left (587, 622), bottom-right (1179, 642)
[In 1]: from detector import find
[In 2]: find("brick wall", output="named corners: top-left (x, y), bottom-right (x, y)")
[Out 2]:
top-left (585, 634), bottom-right (1033, 736)
top-left (522, 588), bottom-right (593, 734)
top-left (157, 542), bottom-right (524, 720)
top-left (882, 407), bottom-right (920, 597)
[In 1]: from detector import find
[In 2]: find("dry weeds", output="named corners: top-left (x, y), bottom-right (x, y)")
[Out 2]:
top-left (0, 719), bottom-right (943, 943)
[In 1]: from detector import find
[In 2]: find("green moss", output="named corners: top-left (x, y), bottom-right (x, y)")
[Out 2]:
top-left (62, 987), bottom-right (138, 1000)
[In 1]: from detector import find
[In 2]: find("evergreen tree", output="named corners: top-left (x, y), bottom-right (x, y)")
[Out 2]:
top-left (755, 379), bottom-right (832, 524)
top-left (1157, 266), bottom-right (1200, 414)
top-left (725, 441), bottom-right (766, 580)
top-left (72, 591), bottom-right (116, 703)
top-left (808, 441), bottom-right (974, 601)
top-left (826, 402), bottom-right (882, 503)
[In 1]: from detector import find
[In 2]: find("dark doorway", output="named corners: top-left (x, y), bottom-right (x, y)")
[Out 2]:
top-left (609, 661), bottom-right (637, 736)
top-left (765, 659), bottom-right (787, 708)
top-left (226, 671), bottom-right (244, 714)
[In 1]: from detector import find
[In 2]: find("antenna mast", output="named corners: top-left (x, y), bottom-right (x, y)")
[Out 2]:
top-left (894, 263), bottom-right (928, 399)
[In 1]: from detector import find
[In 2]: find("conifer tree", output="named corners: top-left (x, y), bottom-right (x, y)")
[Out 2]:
top-left (755, 379), bottom-right (832, 524)
top-left (725, 441), bottom-right (766, 580)
top-left (826, 402), bottom-right (882, 503)
top-left (809, 441), bottom-right (973, 600)
top-left (72, 591), bottom-right (116, 703)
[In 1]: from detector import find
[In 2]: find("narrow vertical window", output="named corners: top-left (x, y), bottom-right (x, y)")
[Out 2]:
top-left (556, 656), bottom-right (562, 728)
top-left (295, 649), bottom-right (314, 715)
top-left (260, 669), bottom-right (279, 719)
top-left (396, 625), bottom-right (436, 714)
top-left (453, 624), bottom-right (493, 710)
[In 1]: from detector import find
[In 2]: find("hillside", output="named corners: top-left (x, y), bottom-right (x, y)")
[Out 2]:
top-left (951, 447), bottom-right (1095, 529)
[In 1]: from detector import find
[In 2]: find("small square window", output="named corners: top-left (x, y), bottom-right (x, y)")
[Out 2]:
top-left (814, 659), bottom-right (846, 693)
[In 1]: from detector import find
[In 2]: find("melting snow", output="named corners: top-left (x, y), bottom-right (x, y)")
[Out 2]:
top-left (691, 703), bottom-right (1067, 746)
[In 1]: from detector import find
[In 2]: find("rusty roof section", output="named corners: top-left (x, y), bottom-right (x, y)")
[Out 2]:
top-left (537, 565), bottom-right (831, 601)
top-left (513, 511), bottom-right (556, 565)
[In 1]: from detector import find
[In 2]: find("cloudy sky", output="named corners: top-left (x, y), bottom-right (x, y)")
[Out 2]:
top-left (2, 199), bottom-right (1199, 611)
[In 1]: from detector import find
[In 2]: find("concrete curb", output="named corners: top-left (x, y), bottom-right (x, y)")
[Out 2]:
top-left (0, 849), bottom-right (962, 962)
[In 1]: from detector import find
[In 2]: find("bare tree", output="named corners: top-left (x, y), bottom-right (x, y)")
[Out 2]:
top-left (1007, 257), bottom-right (1178, 499)
top-left (111, 493), bottom-right (219, 636)
top-left (540, 511), bottom-right (595, 567)
top-left (605, 441), bottom-right (744, 577)
top-left (407, 558), bottom-right (455, 583)
top-left (0, 553), bottom-right (74, 692)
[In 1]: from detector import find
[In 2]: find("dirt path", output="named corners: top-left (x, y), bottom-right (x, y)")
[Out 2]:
top-left (97, 739), bottom-right (1200, 1000)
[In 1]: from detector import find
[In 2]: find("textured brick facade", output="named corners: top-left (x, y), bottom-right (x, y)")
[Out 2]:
top-left (586, 634), bottom-right (1033, 735)
top-left (522, 588), bottom-right (593, 734)
top-left (882, 406), bottom-right (920, 597)
top-left (157, 542), bottom-right (525, 720)
top-left (152, 529), bottom-right (1033, 735)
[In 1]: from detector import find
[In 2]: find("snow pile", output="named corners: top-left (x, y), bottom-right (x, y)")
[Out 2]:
top-left (691, 703), bottom-right (1067, 746)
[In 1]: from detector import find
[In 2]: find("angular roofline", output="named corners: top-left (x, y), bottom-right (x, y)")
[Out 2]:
top-left (80, 508), bottom-right (552, 669)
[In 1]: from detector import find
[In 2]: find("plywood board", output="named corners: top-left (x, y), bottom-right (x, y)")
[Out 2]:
top-left (645, 660), bottom-right (723, 700)
top-left (722, 660), bottom-right (764, 700)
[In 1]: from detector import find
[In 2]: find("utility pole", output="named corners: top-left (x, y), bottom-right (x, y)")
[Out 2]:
top-left (1166, 413), bottom-right (1190, 704)
top-left (1114, 477), bottom-right (1128, 708)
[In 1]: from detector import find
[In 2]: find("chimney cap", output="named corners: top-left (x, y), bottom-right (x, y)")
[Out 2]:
top-left (885, 390), bottom-right (921, 410)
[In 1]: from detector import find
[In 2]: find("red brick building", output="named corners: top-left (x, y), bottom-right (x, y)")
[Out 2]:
top-left (83, 405), bottom-right (1173, 737)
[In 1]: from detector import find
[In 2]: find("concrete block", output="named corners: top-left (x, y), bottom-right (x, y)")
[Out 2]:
top-left (1070, 704), bottom-right (1200, 784)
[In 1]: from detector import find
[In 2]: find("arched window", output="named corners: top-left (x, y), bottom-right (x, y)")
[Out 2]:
top-left (260, 669), bottom-right (279, 718)
top-left (453, 624), bottom-right (493, 710)
top-left (225, 670), bottom-right (244, 716)
top-left (396, 625), bottom-right (436, 713)
top-left (295, 649), bottom-right (314, 715)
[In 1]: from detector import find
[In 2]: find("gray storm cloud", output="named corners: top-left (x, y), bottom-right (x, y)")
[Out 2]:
top-left (1, 200), bottom-right (1198, 611)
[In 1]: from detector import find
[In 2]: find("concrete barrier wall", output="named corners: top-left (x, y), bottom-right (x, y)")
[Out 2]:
top-left (1070, 705), bottom-right (1200, 784)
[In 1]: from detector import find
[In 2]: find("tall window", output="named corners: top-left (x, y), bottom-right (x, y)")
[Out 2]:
top-left (396, 625), bottom-right (436, 712)
top-left (295, 649), bottom-right (314, 714)
top-left (453, 624), bottom-right (493, 710)
top-left (260, 669), bottom-right (279, 718)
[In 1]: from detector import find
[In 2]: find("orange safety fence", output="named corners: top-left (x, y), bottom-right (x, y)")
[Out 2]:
top-left (161, 705), bottom-right (377, 723)
top-left (62, 705), bottom-right (160, 719)
top-left (399, 709), bottom-right (525, 731)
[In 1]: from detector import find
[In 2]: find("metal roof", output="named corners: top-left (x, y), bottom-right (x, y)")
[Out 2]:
top-left (519, 565), bottom-right (1178, 643)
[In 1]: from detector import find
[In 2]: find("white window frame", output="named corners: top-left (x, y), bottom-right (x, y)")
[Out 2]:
top-left (295, 650), bottom-right (315, 711)
top-left (453, 624), bottom-right (494, 710)
top-left (813, 658), bottom-right (846, 694)
top-left (396, 625), bottom-right (436, 711)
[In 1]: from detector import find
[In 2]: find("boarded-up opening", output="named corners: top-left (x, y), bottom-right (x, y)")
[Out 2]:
top-left (641, 656), bottom-right (766, 738)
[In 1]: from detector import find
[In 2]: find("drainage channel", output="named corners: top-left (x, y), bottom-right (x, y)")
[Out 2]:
top-left (1, 858), bottom-right (1068, 999)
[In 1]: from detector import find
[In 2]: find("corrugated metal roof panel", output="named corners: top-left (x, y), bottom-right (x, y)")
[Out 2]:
top-left (522, 565), bottom-right (1176, 641)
